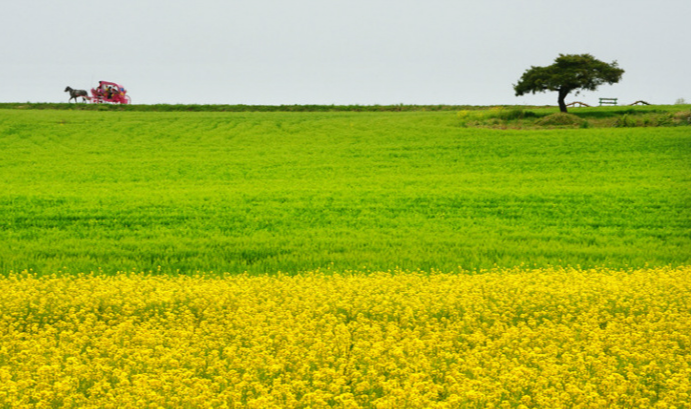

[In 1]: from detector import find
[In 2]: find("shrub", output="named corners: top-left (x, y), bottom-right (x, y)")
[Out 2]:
top-left (499, 108), bottom-right (538, 121)
top-left (615, 114), bottom-right (638, 128)
top-left (536, 113), bottom-right (585, 127)
top-left (673, 110), bottom-right (691, 125)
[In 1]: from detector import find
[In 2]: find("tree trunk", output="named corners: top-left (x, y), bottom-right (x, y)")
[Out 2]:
top-left (558, 88), bottom-right (569, 113)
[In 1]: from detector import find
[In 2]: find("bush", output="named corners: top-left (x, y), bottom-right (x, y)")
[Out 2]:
top-left (536, 113), bottom-right (585, 127)
top-left (615, 114), bottom-right (638, 128)
top-left (673, 110), bottom-right (691, 125)
top-left (499, 108), bottom-right (538, 121)
top-left (483, 107), bottom-right (538, 121)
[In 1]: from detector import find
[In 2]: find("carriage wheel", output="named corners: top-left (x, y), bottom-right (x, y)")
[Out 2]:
top-left (125, 95), bottom-right (132, 104)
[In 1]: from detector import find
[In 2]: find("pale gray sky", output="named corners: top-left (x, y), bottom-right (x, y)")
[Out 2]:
top-left (2, 0), bottom-right (689, 106)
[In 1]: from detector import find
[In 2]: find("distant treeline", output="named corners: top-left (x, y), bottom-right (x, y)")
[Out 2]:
top-left (3, 103), bottom-right (688, 128)
top-left (0, 102), bottom-right (541, 112)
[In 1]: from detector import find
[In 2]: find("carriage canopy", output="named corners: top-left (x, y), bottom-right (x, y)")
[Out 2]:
top-left (90, 81), bottom-right (131, 104)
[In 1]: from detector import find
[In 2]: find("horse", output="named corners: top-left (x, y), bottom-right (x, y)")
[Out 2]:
top-left (64, 86), bottom-right (89, 103)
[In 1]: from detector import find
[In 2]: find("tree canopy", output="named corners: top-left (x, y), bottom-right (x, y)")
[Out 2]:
top-left (514, 54), bottom-right (624, 112)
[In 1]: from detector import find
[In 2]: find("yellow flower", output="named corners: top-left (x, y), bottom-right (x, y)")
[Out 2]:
top-left (0, 266), bottom-right (689, 408)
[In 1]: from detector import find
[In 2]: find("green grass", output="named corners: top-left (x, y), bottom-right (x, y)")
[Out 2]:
top-left (1, 108), bottom-right (689, 274)
top-left (455, 105), bottom-right (691, 128)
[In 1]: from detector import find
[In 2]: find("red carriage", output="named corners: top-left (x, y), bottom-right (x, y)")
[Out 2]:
top-left (90, 81), bottom-right (132, 104)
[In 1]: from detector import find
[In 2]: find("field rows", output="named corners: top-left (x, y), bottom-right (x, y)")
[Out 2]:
top-left (1, 108), bottom-right (690, 408)
top-left (1, 110), bottom-right (689, 273)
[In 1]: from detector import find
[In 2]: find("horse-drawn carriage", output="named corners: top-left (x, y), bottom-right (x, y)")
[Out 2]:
top-left (65, 81), bottom-right (131, 104)
top-left (90, 81), bottom-right (131, 104)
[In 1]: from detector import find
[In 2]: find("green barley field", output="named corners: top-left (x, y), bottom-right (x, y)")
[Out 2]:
top-left (1, 105), bottom-right (689, 275)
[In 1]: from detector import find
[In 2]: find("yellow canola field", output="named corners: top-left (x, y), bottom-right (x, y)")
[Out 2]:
top-left (1, 267), bottom-right (690, 409)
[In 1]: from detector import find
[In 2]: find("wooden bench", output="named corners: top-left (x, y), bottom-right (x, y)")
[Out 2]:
top-left (599, 98), bottom-right (618, 106)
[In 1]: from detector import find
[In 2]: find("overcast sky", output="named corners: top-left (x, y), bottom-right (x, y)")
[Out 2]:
top-left (2, 0), bottom-right (689, 106)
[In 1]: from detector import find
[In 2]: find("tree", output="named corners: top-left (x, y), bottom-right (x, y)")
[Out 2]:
top-left (514, 54), bottom-right (624, 113)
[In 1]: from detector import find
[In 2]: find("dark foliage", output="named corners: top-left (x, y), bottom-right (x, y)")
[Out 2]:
top-left (514, 54), bottom-right (624, 113)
